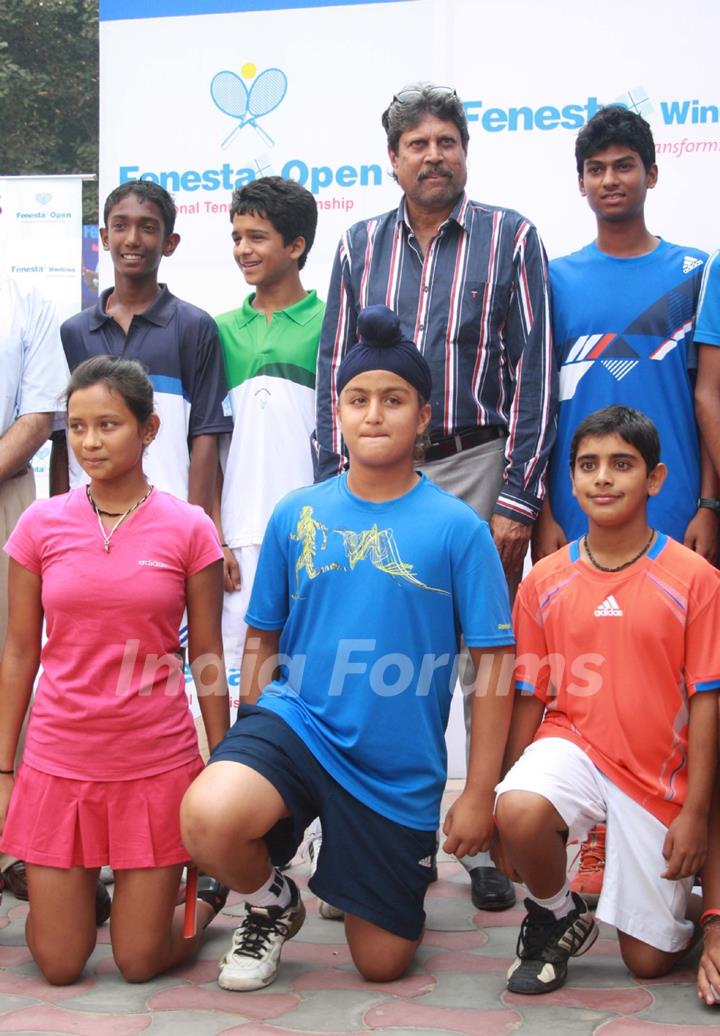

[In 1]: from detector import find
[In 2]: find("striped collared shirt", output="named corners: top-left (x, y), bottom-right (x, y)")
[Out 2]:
top-left (313, 193), bottom-right (557, 523)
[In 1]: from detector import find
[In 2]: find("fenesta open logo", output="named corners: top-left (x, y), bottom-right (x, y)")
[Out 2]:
top-left (210, 62), bottom-right (288, 150)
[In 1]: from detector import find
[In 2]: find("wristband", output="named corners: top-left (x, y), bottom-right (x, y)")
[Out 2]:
top-left (697, 497), bottom-right (720, 515)
top-left (700, 909), bottom-right (720, 928)
top-left (0, 769), bottom-right (14, 775)
top-left (221, 543), bottom-right (229, 548)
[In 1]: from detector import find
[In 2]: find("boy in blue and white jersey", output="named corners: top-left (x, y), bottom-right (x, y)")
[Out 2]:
top-left (181, 305), bottom-right (514, 992)
top-left (534, 105), bottom-right (714, 560)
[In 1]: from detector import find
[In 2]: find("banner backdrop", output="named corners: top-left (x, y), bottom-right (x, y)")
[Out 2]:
top-left (99, 0), bottom-right (720, 312)
top-left (99, 0), bottom-right (720, 762)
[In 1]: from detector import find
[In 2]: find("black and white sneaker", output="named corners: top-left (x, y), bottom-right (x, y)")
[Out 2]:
top-left (506, 892), bottom-right (598, 994)
top-left (217, 876), bottom-right (306, 991)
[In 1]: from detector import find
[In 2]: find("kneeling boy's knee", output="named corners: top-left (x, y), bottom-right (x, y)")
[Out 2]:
top-left (495, 790), bottom-right (551, 839)
top-left (348, 935), bottom-right (417, 983)
top-left (495, 790), bottom-right (528, 832)
top-left (353, 953), bottom-right (410, 983)
top-left (620, 943), bottom-right (675, 980)
top-left (180, 786), bottom-right (225, 854)
top-left (180, 788), bottom-right (257, 877)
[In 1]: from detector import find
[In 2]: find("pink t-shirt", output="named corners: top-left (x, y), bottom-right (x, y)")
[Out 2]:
top-left (5, 487), bottom-right (223, 780)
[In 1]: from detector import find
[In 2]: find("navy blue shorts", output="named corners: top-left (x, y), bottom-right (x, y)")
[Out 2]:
top-left (209, 705), bottom-right (437, 941)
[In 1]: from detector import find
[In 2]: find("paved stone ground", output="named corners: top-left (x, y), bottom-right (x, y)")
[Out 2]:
top-left (0, 782), bottom-right (716, 1035)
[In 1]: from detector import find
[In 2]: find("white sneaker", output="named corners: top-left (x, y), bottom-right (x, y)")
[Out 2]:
top-left (217, 877), bottom-right (306, 991)
top-left (303, 823), bottom-right (344, 920)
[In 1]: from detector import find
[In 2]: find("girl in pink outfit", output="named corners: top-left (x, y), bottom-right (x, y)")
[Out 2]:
top-left (0, 356), bottom-right (230, 985)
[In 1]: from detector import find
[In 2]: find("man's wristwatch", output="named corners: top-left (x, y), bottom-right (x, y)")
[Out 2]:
top-left (697, 497), bottom-right (720, 514)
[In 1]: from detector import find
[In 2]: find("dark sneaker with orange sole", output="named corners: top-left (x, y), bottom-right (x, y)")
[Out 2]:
top-left (506, 892), bottom-right (598, 994)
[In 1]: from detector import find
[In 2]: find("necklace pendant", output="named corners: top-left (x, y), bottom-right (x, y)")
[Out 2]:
top-left (89, 483), bottom-right (153, 555)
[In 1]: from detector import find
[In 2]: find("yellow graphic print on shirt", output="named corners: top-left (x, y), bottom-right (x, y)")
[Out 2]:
top-left (290, 506), bottom-right (343, 597)
top-left (335, 525), bottom-right (449, 595)
top-left (290, 506), bottom-right (449, 598)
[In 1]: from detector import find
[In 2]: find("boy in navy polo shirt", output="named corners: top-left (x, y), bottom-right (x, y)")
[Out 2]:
top-left (50, 180), bottom-right (230, 512)
top-left (181, 305), bottom-right (515, 991)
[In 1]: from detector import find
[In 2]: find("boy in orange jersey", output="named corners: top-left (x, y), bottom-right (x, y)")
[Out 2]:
top-left (494, 405), bottom-right (720, 995)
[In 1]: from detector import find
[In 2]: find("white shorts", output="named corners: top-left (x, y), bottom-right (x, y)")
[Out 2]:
top-left (221, 544), bottom-right (260, 671)
top-left (495, 737), bottom-right (694, 953)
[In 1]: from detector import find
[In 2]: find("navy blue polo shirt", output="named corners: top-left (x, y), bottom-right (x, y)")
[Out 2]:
top-left (60, 284), bottom-right (231, 499)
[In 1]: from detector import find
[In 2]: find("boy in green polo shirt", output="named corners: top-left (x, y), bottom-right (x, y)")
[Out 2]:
top-left (214, 177), bottom-right (322, 675)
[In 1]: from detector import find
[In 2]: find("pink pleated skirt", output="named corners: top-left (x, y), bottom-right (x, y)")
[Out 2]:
top-left (0, 757), bottom-right (204, 870)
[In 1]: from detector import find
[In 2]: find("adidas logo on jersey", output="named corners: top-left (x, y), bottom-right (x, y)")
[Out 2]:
top-left (683, 256), bottom-right (703, 274)
top-left (594, 595), bottom-right (623, 617)
top-left (417, 855), bottom-right (434, 868)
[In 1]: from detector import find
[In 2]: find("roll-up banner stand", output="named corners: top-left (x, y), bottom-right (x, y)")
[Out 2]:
top-left (0, 174), bottom-right (87, 497)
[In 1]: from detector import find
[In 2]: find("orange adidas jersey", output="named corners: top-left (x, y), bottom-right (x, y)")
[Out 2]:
top-left (513, 534), bottom-right (720, 826)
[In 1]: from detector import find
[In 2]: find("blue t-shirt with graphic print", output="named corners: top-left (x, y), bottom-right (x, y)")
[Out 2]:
top-left (246, 472), bottom-right (513, 830)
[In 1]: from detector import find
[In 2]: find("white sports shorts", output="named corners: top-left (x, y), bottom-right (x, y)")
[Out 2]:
top-left (496, 737), bottom-right (694, 952)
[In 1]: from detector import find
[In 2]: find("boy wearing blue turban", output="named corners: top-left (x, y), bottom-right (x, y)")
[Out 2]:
top-left (181, 305), bottom-right (514, 991)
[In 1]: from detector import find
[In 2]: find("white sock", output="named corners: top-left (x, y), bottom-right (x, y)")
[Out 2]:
top-left (244, 867), bottom-right (292, 909)
top-left (460, 849), bottom-right (493, 870)
top-left (529, 879), bottom-right (573, 919)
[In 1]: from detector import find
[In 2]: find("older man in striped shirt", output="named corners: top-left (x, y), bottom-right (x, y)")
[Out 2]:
top-left (312, 83), bottom-right (557, 912)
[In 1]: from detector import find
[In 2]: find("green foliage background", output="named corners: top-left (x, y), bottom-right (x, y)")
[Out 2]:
top-left (0, 0), bottom-right (99, 222)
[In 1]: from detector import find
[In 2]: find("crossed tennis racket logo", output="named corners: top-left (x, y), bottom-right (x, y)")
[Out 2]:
top-left (211, 66), bottom-right (288, 149)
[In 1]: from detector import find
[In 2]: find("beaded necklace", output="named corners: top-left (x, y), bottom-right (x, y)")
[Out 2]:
top-left (583, 529), bottom-right (655, 573)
